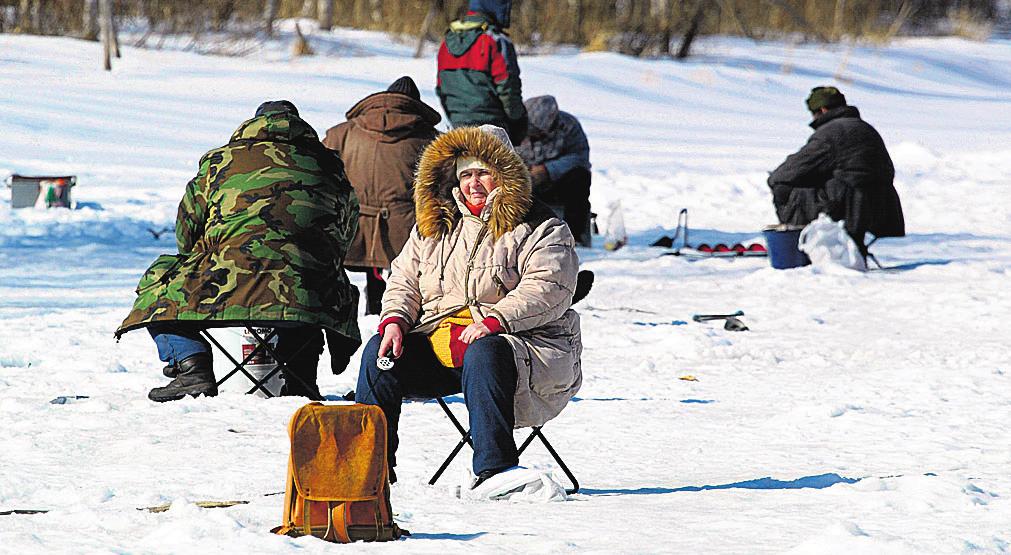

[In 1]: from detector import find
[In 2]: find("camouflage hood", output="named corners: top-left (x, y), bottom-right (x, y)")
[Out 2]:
top-left (116, 112), bottom-right (361, 343)
top-left (230, 110), bottom-right (321, 145)
top-left (414, 126), bottom-right (531, 241)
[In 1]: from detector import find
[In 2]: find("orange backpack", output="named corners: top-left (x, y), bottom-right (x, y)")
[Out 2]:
top-left (272, 403), bottom-right (406, 542)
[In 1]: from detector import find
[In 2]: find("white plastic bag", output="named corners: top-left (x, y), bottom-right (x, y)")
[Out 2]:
top-left (602, 200), bottom-right (627, 251)
top-left (457, 466), bottom-right (567, 502)
top-left (798, 214), bottom-right (867, 271)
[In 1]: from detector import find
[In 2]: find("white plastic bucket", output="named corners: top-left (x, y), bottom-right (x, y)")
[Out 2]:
top-left (206, 327), bottom-right (284, 397)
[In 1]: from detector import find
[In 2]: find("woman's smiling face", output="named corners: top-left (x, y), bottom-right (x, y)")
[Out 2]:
top-left (458, 167), bottom-right (497, 206)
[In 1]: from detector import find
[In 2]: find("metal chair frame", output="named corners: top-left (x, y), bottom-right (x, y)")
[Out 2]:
top-left (198, 325), bottom-right (323, 401)
top-left (425, 397), bottom-right (580, 494)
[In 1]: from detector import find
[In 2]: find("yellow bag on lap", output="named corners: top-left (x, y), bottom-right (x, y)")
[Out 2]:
top-left (427, 308), bottom-right (474, 368)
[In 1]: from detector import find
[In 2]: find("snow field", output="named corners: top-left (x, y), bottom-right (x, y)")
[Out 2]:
top-left (1, 27), bottom-right (1010, 553)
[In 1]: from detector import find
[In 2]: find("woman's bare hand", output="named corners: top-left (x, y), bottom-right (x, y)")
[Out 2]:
top-left (459, 321), bottom-right (491, 344)
top-left (379, 323), bottom-right (404, 358)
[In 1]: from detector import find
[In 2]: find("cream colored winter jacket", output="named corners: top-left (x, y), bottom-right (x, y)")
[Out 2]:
top-left (380, 126), bottom-right (582, 427)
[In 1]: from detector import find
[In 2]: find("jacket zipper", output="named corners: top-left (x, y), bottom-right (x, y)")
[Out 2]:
top-left (463, 223), bottom-right (488, 305)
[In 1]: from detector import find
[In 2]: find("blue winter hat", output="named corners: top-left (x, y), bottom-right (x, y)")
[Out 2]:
top-left (468, 0), bottom-right (512, 28)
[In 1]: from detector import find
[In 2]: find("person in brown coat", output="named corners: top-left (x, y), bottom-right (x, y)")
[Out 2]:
top-left (324, 76), bottom-right (441, 314)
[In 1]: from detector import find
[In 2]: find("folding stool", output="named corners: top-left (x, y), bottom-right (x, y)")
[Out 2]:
top-left (199, 325), bottom-right (323, 401)
top-left (423, 396), bottom-right (579, 494)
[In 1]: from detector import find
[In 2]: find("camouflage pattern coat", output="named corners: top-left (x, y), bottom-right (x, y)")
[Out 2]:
top-left (116, 111), bottom-right (361, 345)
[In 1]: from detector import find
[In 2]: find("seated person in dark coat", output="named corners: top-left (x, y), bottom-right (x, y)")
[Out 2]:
top-left (516, 95), bottom-right (592, 247)
top-left (768, 86), bottom-right (904, 253)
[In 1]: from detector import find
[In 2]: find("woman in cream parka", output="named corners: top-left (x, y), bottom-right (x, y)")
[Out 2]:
top-left (356, 124), bottom-right (582, 486)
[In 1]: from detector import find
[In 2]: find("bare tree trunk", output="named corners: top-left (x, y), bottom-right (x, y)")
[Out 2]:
top-left (715, 0), bottom-right (755, 39)
top-left (99, 0), bottom-right (112, 70)
top-left (29, 0), bottom-right (41, 32)
top-left (658, 0), bottom-right (672, 56)
top-left (414, 0), bottom-right (443, 58)
top-left (18, 0), bottom-right (33, 32)
top-left (318, 0), bottom-right (334, 31)
top-left (616, 0), bottom-right (633, 30)
top-left (761, 0), bottom-right (829, 41)
top-left (111, 8), bottom-right (121, 58)
top-left (832, 0), bottom-right (847, 40)
top-left (301, 0), bottom-right (315, 17)
top-left (264, 0), bottom-right (279, 36)
top-left (569, 0), bottom-right (583, 44)
top-left (82, 0), bottom-right (99, 40)
top-left (883, 0), bottom-right (916, 40)
top-left (676, 1), bottom-right (707, 59)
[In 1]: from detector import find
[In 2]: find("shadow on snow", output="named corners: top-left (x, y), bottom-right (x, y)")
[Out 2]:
top-left (580, 472), bottom-right (859, 496)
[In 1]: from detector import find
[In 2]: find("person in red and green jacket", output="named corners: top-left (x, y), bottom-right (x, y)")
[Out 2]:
top-left (436, 0), bottom-right (528, 144)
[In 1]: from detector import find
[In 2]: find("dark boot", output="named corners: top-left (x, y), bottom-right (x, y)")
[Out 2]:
top-left (148, 353), bottom-right (217, 402)
top-left (162, 362), bottom-right (179, 378)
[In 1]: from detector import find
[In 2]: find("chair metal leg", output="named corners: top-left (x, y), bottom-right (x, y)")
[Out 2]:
top-left (429, 430), bottom-right (471, 486)
top-left (429, 398), bottom-right (473, 486)
top-left (517, 427), bottom-right (580, 494)
top-left (437, 397), bottom-right (469, 436)
top-left (867, 251), bottom-right (884, 270)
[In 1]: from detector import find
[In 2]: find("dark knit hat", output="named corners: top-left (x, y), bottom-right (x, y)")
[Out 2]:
top-left (805, 86), bottom-right (846, 113)
top-left (387, 76), bottom-right (421, 101)
top-left (468, 0), bottom-right (512, 28)
top-left (254, 100), bottom-right (299, 118)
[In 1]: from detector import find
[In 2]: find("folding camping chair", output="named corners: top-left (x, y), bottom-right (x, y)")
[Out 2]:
top-left (421, 396), bottom-right (580, 494)
top-left (863, 236), bottom-right (885, 270)
top-left (197, 325), bottom-right (323, 401)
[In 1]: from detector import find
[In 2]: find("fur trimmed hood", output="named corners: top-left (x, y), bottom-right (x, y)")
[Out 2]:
top-left (414, 126), bottom-right (532, 239)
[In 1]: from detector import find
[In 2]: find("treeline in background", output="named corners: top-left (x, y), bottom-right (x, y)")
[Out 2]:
top-left (2, 0), bottom-right (1008, 58)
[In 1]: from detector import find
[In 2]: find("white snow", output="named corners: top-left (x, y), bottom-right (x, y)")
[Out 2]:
top-left (1, 27), bottom-right (1010, 553)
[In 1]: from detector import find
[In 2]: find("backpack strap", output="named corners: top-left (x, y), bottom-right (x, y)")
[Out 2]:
top-left (323, 502), bottom-right (351, 543)
top-left (302, 499), bottom-right (312, 537)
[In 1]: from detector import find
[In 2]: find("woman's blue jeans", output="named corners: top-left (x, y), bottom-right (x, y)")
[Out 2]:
top-left (355, 332), bottom-right (519, 476)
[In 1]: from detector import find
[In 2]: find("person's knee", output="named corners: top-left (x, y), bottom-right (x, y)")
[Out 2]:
top-left (462, 336), bottom-right (516, 384)
top-left (362, 333), bottom-right (383, 359)
top-left (464, 335), bottom-right (510, 361)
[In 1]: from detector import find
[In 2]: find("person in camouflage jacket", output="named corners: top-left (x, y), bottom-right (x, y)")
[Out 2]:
top-left (116, 101), bottom-right (362, 402)
top-left (436, 0), bottom-right (528, 144)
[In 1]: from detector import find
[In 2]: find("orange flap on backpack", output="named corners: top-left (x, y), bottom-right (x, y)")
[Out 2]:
top-left (288, 403), bottom-right (388, 502)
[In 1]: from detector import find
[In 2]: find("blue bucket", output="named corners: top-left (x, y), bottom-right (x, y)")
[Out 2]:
top-left (763, 227), bottom-right (811, 269)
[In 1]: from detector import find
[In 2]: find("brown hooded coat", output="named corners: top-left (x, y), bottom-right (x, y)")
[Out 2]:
top-left (381, 126), bottom-right (582, 428)
top-left (323, 92), bottom-right (440, 269)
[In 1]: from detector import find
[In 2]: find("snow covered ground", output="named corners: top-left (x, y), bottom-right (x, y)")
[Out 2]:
top-left (1, 25), bottom-right (1010, 553)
